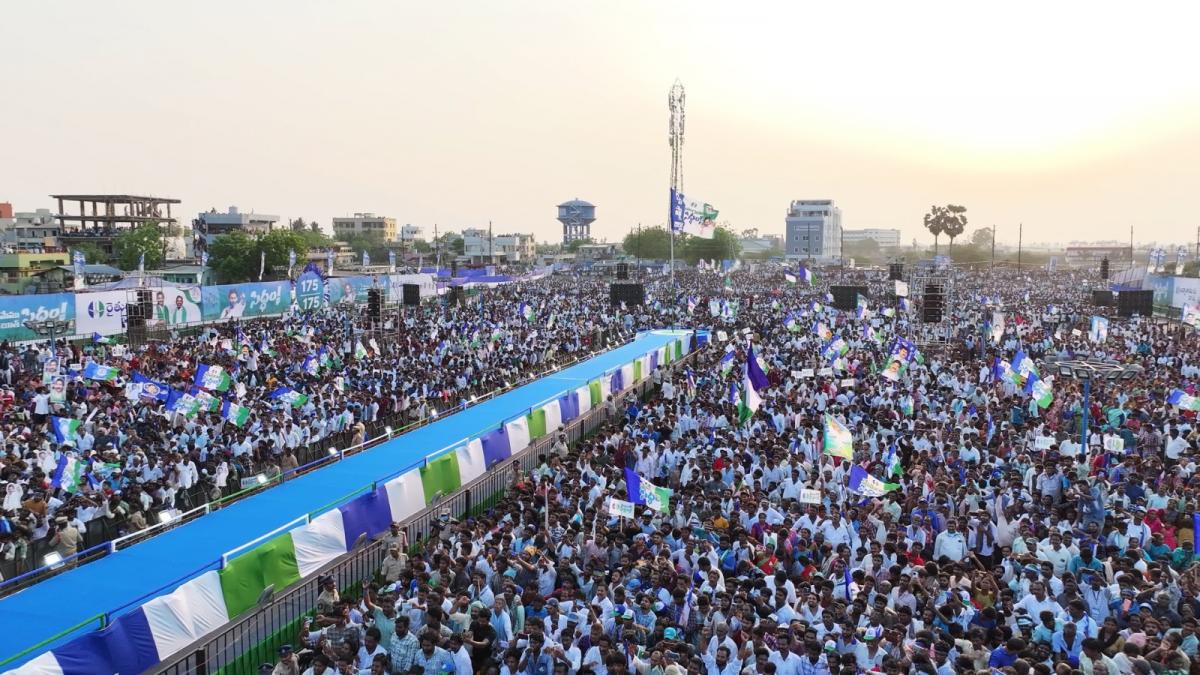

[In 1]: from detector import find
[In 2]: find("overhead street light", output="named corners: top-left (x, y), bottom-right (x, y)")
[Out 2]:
top-left (1043, 357), bottom-right (1143, 451)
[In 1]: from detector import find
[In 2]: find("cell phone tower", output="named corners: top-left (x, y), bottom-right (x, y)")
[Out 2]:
top-left (668, 79), bottom-right (685, 280)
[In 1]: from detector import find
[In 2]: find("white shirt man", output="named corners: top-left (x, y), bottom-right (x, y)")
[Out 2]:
top-left (933, 522), bottom-right (968, 562)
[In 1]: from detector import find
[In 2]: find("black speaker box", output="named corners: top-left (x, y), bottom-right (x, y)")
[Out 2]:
top-left (1092, 290), bottom-right (1113, 307)
top-left (609, 283), bottom-right (645, 306)
top-left (402, 284), bottom-right (420, 306)
top-left (830, 285), bottom-right (867, 311)
top-left (1117, 290), bottom-right (1153, 318)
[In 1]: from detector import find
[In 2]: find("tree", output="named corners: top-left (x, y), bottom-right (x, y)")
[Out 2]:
top-left (72, 242), bottom-right (108, 265)
top-left (621, 227), bottom-right (672, 259)
top-left (566, 237), bottom-right (594, 253)
top-left (682, 228), bottom-right (741, 264)
top-left (412, 239), bottom-right (432, 254)
top-left (923, 205), bottom-right (968, 255)
top-left (970, 227), bottom-right (993, 249)
top-left (114, 223), bottom-right (165, 271)
top-left (208, 230), bottom-right (314, 283)
top-left (843, 237), bottom-right (882, 262)
top-left (289, 218), bottom-right (307, 231)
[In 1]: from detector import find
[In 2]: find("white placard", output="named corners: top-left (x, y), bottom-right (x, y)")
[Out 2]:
top-left (799, 489), bottom-right (822, 504)
top-left (840, 378), bottom-right (856, 387)
top-left (607, 497), bottom-right (635, 518)
top-left (717, 331), bottom-right (729, 342)
top-left (800, 368), bottom-right (814, 378)
top-left (1071, 329), bottom-right (1082, 336)
top-left (1104, 436), bottom-right (1125, 453)
top-left (894, 280), bottom-right (909, 298)
top-left (818, 367), bottom-right (833, 377)
top-left (1035, 436), bottom-right (1054, 450)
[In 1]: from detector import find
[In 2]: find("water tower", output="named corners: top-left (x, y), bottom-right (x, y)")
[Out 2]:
top-left (557, 198), bottom-right (595, 245)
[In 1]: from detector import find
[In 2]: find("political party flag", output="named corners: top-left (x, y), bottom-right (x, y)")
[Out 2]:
top-left (519, 302), bottom-right (535, 321)
top-left (728, 381), bottom-right (739, 406)
top-left (884, 443), bottom-right (902, 479)
top-left (354, 340), bottom-right (369, 360)
top-left (1014, 350), bottom-right (1038, 385)
top-left (303, 355), bottom-right (320, 376)
top-left (809, 300), bottom-right (822, 314)
top-left (855, 295), bottom-right (868, 320)
top-left (1194, 514), bottom-right (1200, 555)
top-left (189, 387), bottom-right (221, 413)
top-left (823, 414), bottom-right (854, 459)
top-left (784, 273), bottom-right (797, 284)
top-left (723, 275), bottom-right (733, 292)
top-left (83, 362), bottom-right (119, 382)
top-left (1026, 373), bottom-right (1054, 409)
top-left (900, 395), bottom-right (914, 417)
top-left (798, 265), bottom-right (813, 284)
top-left (863, 324), bottom-right (881, 344)
top-left (288, 248), bottom-right (296, 276)
top-left (623, 468), bottom-right (672, 513)
top-left (51, 453), bottom-right (83, 492)
top-left (899, 298), bottom-right (911, 313)
top-left (222, 399), bottom-right (251, 427)
top-left (1089, 316), bottom-right (1109, 343)
top-left (738, 343), bottom-right (770, 425)
top-left (388, 250), bottom-right (396, 273)
top-left (821, 337), bottom-right (849, 363)
top-left (92, 333), bottom-right (113, 345)
top-left (882, 307), bottom-right (895, 318)
top-left (259, 335), bottom-right (276, 357)
top-left (986, 413), bottom-right (996, 445)
top-left (258, 250), bottom-right (266, 281)
top-left (170, 393), bottom-right (203, 418)
top-left (992, 357), bottom-right (1016, 383)
top-left (847, 465), bottom-right (899, 497)
top-left (362, 250), bottom-right (370, 267)
top-left (132, 372), bottom-right (170, 402)
top-left (686, 296), bottom-right (697, 313)
top-left (785, 312), bottom-right (802, 333)
top-left (812, 321), bottom-right (832, 340)
top-left (50, 416), bottom-right (81, 444)
top-left (719, 346), bottom-right (736, 376)
top-left (194, 364), bottom-right (231, 392)
top-left (1168, 389), bottom-right (1200, 411)
top-left (606, 497), bottom-right (635, 519)
top-left (269, 386), bottom-right (310, 408)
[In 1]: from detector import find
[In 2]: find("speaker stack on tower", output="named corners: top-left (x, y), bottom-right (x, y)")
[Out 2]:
top-left (1117, 290), bottom-right (1153, 318)
top-left (921, 283), bottom-right (945, 323)
top-left (402, 284), bottom-right (420, 306)
top-left (830, 285), bottom-right (868, 312)
top-left (609, 283), bottom-right (645, 306)
top-left (126, 289), bottom-right (152, 344)
top-left (367, 289), bottom-right (382, 322)
top-left (448, 286), bottom-right (464, 306)
top-left (1092, 290), bottom-right (1113, 307)
top-left (616, 263), bottom-right (630, 280)
top-left (888, 262), bottom-right (904, 281)
top-left (1100, 257), bottom-right (1110, 280)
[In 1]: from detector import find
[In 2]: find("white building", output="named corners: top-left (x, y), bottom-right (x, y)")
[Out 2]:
top-left (842, 228), bottom-right (901, 248)
top-left (332, 213), bottom-right (397, 241)
top-left (0, 208), bottom-right (61, 252)
top-left (462, 228), bottom-right (535, 263)
top-left (785, 200), bottom-right (842, 261)
top-left (194, 206), bottom-right (280, 238)
top-left (400, 223), bottom-right (423, 244)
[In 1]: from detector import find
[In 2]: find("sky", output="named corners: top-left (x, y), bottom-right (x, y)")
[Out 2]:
top-left (4, 1), bottom-right (1200, 247)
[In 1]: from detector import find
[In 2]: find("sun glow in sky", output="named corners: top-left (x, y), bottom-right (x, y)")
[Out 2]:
top-left (3, 1), bottom-right (1200, 246)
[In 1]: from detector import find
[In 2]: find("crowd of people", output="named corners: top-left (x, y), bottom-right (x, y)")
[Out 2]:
top-left (0, 279), bottom-right (641, 581)
top-left (5, 261), bottom-right (1200, 675)
top-left (271, 265), bottom-right (1199, 675)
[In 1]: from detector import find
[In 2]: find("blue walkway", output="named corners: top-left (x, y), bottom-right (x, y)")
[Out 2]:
top-left (0, 330), bottom-right (687, 665)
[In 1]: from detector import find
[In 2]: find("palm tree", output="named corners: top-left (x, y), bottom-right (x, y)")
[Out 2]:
top-left (923, 206), bottom-right (945, 255)
top-left (923, 204), bottom-right (968, 255)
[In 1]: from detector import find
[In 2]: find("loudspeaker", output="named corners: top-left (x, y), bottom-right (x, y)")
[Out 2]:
top-left (402, 284), bottom-right (420, 306)
top-left (609, 283), bottom-right (645, 306)
top-left (888, 263), bottom-right (904, 281)
top-left (616, 263), bottom-right (629, 280)
top-left (1100, 257), bottom-right (1110, 280)
top-left (1092, 290), bottom-right (1113, 307)
top-left (921, 283), bottom-right (945, 323)
top-left (448, 286), bottom-right (463, 306)
top-left (1117, 290), bottom-right (1153, 318)
top-left (830, 285), bottom-right (867, 311)
top-left (367, 289), bottom-right (382, 321)
top-left (451, 260), bottom-right (459, 277)
top-left (126, 305), bottom-right (146, 325)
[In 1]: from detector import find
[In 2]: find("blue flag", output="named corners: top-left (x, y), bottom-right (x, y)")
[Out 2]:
top-left (132, 372), bottom-right (170, 402)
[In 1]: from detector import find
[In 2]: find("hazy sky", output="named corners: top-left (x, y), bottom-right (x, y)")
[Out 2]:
top-left (5, 2), bottom-right (1200, 247)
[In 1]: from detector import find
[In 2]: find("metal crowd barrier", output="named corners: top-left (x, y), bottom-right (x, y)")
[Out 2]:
top-left (0, 331), bottom-right (633, 597)
top-left (150, 347), bottom-right (699, 675)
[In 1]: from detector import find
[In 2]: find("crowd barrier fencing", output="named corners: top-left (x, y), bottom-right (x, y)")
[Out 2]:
top-left (1, 332), bottom-right (698, 674)
top-left (152, 345), bottom-right (698, 675)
